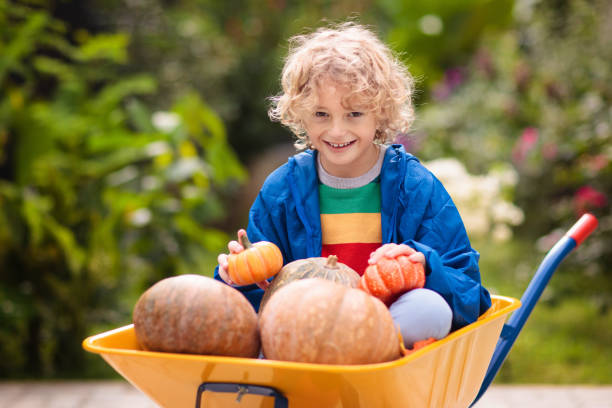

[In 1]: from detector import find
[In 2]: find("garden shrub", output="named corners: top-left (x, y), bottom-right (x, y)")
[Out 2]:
top-left (0, 1), bottom-right (245, 377)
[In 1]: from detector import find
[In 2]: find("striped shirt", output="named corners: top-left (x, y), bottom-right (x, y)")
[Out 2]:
top-left (318, 146), bottom-right (386, 275)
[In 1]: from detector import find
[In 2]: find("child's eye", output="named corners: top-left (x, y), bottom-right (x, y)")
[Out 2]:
top-left (314, 111), bottom-right (328, 118)
top-left (348, 112), bottom-right (363, 118)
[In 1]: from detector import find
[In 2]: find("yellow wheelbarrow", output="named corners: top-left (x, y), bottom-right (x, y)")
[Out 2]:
top-left (83, 214), bottom-right (598, 408)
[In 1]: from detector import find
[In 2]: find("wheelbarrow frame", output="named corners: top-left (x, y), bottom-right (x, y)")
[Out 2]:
top-left (471, 212), bottom-right (597, 405)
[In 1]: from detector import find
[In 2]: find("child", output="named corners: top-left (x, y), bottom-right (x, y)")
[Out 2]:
top-left (216, 22), bottom-right (491, 346)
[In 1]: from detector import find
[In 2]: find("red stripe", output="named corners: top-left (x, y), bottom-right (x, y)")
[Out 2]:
top-left (322, 243), bottom-right (382, 276)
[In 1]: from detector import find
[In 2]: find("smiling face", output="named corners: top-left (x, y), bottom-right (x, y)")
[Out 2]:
top-left (303, 81), bottom-right (379, 178)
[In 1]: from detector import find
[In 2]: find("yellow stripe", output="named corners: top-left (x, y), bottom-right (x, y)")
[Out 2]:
top-left (321, 213), bottom-right (382, 244)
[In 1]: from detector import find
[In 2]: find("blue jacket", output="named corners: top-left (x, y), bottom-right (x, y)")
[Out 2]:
top-left (215, 144), bottom-right (491, 330)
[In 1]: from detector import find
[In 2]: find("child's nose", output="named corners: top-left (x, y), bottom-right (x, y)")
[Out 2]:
top-left (328, 118), bottom-right (347, 136)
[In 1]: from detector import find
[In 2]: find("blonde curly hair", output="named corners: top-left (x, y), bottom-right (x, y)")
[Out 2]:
top-left (268, 22), bottom-right (415, 150)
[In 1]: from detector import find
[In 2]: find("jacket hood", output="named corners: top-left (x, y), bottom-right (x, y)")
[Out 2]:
top-left (287, 143), bottom-right (418, 186)
top-left (286, 144), bottom-right (419, 253)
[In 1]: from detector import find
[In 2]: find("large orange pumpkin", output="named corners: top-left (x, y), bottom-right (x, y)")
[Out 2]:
top-left (227, 234), bottom-right (283, 285)
top-left (259, 255), bottom-right (360, 312)
top-left (133, 274), bottom-right (260, 357)
top-left (359, 255), bottom-right (425, 305)
top-left (259, 278), bottom-right (401, 365)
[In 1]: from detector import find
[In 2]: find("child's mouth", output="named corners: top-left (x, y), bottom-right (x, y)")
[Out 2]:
top-left (325, 140), bottom-right (355, 149)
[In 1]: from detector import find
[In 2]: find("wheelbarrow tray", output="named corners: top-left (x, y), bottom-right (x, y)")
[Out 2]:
top-left (83, 214), bottom-right (599, 407)
top-left (83, 294), bottom-right (519, 408)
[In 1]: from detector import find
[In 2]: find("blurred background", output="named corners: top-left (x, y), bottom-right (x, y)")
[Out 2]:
top-left (1, 0), bottom-right (610, 384)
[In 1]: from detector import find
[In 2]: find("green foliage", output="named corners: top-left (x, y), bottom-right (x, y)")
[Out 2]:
top-left (85, 0), bottom-right (515, 162)
top-left (379, 0), bottom-right (515, 94)
top-left (416, 0), bottom-right (611, 306)
top-left (0, 1), bottom-right (245, 378)
top-left (414, 0), bottom-right (612, 383)
top-left (86, 0), bottom-right (386, 162)
top-left (477, 238), bottom-right (612, 383)
top-left (504, 298), bottom-right (612, 383)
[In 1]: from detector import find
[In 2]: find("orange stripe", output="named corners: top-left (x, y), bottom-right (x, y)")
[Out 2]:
top-left (320, 213), bottom-right (381, 244)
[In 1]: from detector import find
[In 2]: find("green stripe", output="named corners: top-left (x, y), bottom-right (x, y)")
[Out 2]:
top-left (319, 182), bottom-right (381, 214)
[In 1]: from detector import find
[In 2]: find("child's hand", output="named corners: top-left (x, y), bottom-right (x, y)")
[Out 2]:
top-left (217, 229), bottom-right (270, 290)
top-left (217, 229), bottom-right (246, 286)
top-left (368, 243), bottom-right (426, 268)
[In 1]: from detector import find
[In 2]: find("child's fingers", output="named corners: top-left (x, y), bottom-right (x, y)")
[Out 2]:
top-left (228, 240), bottom-right (244, 254)
top-left (378, 243), bottom-right (397, 252)
top-left (368, 243), bottom-right (415, 264)
top-left (368, 251), bottom-right (382, 264)
top-left (216, 255), bottom-right (235, 285)
top-left (386, 244), bottom-right (415, 258)
top-left (368, 243), bottom-right (396, 264)
top-left (217, 253), bottom-right (229, 269)
top-left (218, 233), bottom-right (247, 286)
top-left (408, 251), bottom-right (426, 267)
top-left (368, 248), bottom-right (386, 264)
top-left (255, 280), bottom-right (270, 290)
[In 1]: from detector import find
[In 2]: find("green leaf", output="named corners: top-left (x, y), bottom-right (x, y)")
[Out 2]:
top-left (12, 112), bottom-right (54, 185)
top-left (89, 75), bottom-right (157, 115)
top-left (42, 215), bottom-right (86, 275)
top-left (206, 138), bottom-right (247, 184)
top-left (172, 92), bottom-right (246, 183)
top-left (0, 12), bottom-right (47, 84)
top-left (77, 33), bottom-right (129, 63)
top-left (20, 189), bottom-right (50, 247)
top-left (33, 56), bottom-right (77, 83)
top-left (81, 146), bottom-right (152, 178)
top-left (173, 213), bottom-right (228, 252)
top-left (86, 130), bottom-right (163, 153)
top-left (125, 99), bottom-right (156, 133)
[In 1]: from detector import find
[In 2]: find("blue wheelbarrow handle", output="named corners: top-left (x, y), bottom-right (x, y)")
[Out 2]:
top-left (472, 213), bottom-right (598, 406)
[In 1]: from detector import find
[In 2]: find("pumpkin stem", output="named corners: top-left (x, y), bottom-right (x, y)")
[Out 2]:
top-left (326, 255), bottom-right (339, 268)
top-left (239, 233), bottom-right (253, 249)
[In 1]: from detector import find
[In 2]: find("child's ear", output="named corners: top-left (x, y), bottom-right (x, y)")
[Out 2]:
top-left (374, 128), bottom-right (384, 142)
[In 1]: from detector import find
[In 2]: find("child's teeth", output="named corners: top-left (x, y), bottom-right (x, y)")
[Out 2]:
top-left (330, 142), bottom-right (350, 147)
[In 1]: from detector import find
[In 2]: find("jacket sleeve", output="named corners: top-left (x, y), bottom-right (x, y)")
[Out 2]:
top-left (403, 179), bottom-right (492, 331)
top-left (213, 265), bottom-right (264, 311)
top-left (213, 185), bottom-right (287, 313)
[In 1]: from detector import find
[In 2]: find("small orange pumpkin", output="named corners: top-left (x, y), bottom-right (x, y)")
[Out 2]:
top-left (359, 255), bottom-right (425, 305)
top-left (227, 233), bottom-right (283, 285)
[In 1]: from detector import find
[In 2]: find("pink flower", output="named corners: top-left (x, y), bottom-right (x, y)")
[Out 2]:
top-left (521, 127), bottom-right (538, 148)
top-left (396, 132), bottom-right (423, 153)
top-left (512, 127), bottom-right (539, 164)
top-left (445, 68), bottom-right (464, 89)
top-left (585, 154), bottom-right (609, 173)
top-left (573, 186), bottom-right (607, 216)
top-left (432, 82), bottom-right (451, 101)
top-left (432, 68), bottom-right (465, 101)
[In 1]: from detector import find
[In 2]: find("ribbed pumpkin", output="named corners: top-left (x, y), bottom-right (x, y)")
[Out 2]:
top-left (227, 234), bottom-right (283, 285)
top-left (259, 255), bottom-right (360, 312)
top-left (359, 255), bottom-right (425, 305)
top-left (260, 278), bottom-right (401, 364)
top-left (133, 274), bottom-right (260, 357)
